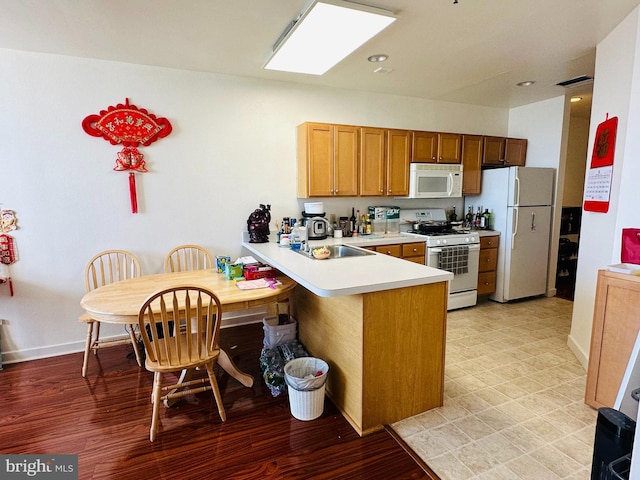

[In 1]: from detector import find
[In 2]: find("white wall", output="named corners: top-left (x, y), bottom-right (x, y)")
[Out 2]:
top-left (568, 7), bottom-right (640, 367)
top-left (0, 48), bottom-right (509, 362)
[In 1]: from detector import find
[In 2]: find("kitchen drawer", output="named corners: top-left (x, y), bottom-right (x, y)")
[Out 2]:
top-left (479, 248), bottom-right (497, 273)
top-left (402, 242), bottom-right (425, 258)
top-left (375, 244), bottom-right (402, 257)
top-left (480, 235), bottom-right (499, 249)
top-left (478, 271), bottom-right (496, 295)
top-left (404, 255), bottom-right (425, 265)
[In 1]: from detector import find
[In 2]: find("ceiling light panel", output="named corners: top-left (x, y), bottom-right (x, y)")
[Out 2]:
top-left (264, 0), bottom-right (396, 75)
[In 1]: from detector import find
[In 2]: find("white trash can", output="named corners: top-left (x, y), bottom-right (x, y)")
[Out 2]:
top-left (284, 357), bottom-right (329, 421)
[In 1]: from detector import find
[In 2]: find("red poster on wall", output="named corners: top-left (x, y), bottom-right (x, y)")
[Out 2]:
top-left (583, 115), bottom-right (617, 213)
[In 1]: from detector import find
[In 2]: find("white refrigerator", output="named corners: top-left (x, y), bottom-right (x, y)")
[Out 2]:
top-left (466, 167), bottom-right (555, 303)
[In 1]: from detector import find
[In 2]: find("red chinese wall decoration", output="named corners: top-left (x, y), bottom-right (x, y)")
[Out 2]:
top-left (82, 98), bottom-right (172, 213)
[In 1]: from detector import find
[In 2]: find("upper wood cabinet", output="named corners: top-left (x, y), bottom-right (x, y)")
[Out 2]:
top-left (482, 136), bottom-right (527, 167)
top-left (438, 133), bottom-right (462, 164)
top-left (482, 136), bottom-right (505, 165)
top-left (461, 135), bottom-right (483, 195)
top-left (386, 129), bottom-right (411, 196)
top-left (411, 131), bottom-right (461, 164)
top-left (297, 122), bottom-right (359, 198)
top-left (360, 128), bottom-right (410, 197)
top-left (411, 131), bottom-right (437, 162)
top-left (504, 138), bottom-right (528, 166)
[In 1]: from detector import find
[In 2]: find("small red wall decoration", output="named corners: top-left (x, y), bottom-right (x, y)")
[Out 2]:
top-left (82, 98), bottom-right (172, 213)
top-left (583, 114), bottom-right (617, 213)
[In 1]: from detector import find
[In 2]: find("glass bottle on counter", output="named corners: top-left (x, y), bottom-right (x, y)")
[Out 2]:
top-left (350, 208), bottom-right (356, 235)
top-left (482, 208), bottom-right (490, 229)
top-left (449, 205), bottom-right (457, 223)
top-left (465, 206), bottom-right (473, 228)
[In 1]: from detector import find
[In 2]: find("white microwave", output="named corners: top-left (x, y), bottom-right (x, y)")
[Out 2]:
top-left (402, 163), bottom-right (463, 199)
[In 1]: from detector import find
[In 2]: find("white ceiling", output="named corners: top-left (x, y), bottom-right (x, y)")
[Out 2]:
top-left (1, 0), bottom-right (639, 114)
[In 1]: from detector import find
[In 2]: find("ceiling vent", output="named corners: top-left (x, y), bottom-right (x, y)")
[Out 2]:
top-left (556, 75), bottom-right (593, 88)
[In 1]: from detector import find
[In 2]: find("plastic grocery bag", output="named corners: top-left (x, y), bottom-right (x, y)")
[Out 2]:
top-left (284, 357), bottom-right (329, 392)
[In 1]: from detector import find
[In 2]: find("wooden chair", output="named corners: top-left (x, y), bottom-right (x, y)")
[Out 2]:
top-left (164, 244), bottom-right (213, 272)
top-left (138, 286), bottom-right (226, 441)
top-left (80, 250), bottom-right (144, 377)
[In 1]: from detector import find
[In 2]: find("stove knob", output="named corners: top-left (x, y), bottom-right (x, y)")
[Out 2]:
top-left (465, 237), bottom-right (470, 242)
top-left (435, 239), bottom-right (441, 245)
top-left (442, 239), bottom-right (447, 245)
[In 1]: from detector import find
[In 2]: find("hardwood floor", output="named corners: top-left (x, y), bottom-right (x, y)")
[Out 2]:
top-left (1, 323), bottom-right (438, 480)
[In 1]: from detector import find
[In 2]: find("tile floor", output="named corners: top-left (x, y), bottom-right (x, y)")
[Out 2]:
top-left (392, 296), bottom-right (597, 480)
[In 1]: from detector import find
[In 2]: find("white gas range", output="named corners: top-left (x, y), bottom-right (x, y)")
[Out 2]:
top-left (402, 209), bottom-right (480, 310)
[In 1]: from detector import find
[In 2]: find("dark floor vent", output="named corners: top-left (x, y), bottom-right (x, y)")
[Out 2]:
top-left (556, 75), bottom-right (593, 87)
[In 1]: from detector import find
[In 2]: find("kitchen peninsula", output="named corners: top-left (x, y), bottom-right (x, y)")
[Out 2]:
top-left (242, 235), bottom-right (453, 436)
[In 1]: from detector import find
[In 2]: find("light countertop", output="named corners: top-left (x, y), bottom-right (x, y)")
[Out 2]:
top-left (241, 233), bottom-right (452, 298)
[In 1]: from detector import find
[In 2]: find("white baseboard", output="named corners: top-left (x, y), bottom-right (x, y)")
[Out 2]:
top-left (2, 310), bottom-right (266, 366)
top-left (567, 333), bottom-right (588, 370)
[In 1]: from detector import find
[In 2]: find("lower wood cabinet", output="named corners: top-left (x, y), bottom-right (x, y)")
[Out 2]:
top-left (478, 235), bottom-right (499, 295)
top-left (586, 270), bottom-right (640, 409)
top-left (364, 242), bottom-right (426, 265)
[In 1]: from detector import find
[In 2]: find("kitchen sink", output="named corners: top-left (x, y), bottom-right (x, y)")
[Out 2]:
top-left (294, 244), bottom-right (376, 259)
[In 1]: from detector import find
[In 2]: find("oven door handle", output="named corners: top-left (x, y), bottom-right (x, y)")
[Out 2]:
top-left (428, 245), bottom-right (480, 253)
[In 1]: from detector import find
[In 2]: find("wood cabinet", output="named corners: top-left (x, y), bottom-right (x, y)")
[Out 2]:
top-left (402, 242), bottom-right (426, 264)
top-left (297, 122), bottom-right (359, 198)
top-left (438, 133), bottom-right (462, 164)
top-left (298, 122), bottom-right (528, 198)
top-left (461, 135), bottom-right (483, 195)
top-left (586, 270), bottom-right (640, 409)
top-left (411, 131), bottom-right (437, 162)
top-left (411, 131), bottom-right (462, 164)
top-left (365, 241), bottom-right (425, 265)
top-left (294, 280), bottom-right (447, 435)
top-left (504, 138), bottom-right (528, 166)
top-left (482, 136), bottom-right (527, 167)
top-left (478, 235), bottom-right (499, 295)
top-left (359, 128), bottom-right (410, 197)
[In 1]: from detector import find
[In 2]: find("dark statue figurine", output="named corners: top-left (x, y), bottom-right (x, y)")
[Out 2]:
top-left (247, 204), bottom-right (271, 243)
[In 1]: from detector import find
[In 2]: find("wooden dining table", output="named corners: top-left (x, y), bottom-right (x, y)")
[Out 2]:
top-left (81, 269), bottom-right (297, 388)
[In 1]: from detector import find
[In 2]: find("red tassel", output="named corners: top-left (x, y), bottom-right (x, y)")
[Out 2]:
top-left (129, 172), bottom-right (138, 214)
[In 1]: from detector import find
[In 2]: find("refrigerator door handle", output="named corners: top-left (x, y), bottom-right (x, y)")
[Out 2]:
top-left (531, 211), bottom-right (536, 231)
top-left (512, 207), bottom-right (519, 249)
top-left (514, 174), bottom-right (520, 206)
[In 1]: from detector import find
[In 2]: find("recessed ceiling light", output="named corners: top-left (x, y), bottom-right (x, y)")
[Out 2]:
top-left (570, 96), bottom-right (583, 103)
top-left (368, 54), bottom-right (388, 62)
top-left (516, 81), bottom-right (535, 87)
top-left (264, 1), bottom-right (396, 75)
